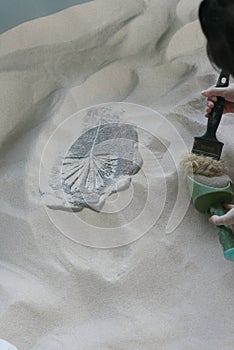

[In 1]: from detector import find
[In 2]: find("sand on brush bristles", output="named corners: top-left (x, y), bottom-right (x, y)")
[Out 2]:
top-left (180, 153), bottom-right (227, 177)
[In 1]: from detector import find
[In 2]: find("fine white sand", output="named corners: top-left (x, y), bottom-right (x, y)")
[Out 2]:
top-left (1, 1), bottom-right (234, 349)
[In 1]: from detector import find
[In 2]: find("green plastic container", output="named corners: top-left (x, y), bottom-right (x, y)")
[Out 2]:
top-left (187, 175), bottom-right (234, 261)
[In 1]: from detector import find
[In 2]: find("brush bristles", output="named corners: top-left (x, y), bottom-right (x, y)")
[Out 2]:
top-left (180, 153), bottom-right (227, 177)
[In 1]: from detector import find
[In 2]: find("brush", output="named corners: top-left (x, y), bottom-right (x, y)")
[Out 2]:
top-left (192, 69), bottom-right (229, 160)
top-left (181, 70), bottom-right (229, 177)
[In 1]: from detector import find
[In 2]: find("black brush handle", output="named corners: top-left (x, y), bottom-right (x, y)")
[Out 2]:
top-left (203, 70), bottom-right (230, 141)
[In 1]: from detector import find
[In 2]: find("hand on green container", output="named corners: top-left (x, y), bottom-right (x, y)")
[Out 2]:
top-left (209, 204), bottom-right (234, 228)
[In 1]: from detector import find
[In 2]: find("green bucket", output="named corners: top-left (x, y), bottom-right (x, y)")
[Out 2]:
top-left (187, 175), bottom-right (234, 261)
top-left (187, 175), bottom-right (233, 213)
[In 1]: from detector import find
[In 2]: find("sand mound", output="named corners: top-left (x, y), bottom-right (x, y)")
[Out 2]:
top-left (1, 1), bottom-right (234, 349)
top-left (167, 20), bottom-right (205, 61)
top-left (176, 0), bottom-right (202, 24)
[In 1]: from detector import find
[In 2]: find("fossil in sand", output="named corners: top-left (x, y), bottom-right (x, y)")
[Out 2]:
top-left (61, 120), bottom-right (142, 211)
top-left (42, 106), bottom-right (143, 212)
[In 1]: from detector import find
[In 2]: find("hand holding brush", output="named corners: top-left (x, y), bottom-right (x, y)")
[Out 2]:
top-left (202, 83), bottom-right (234, 117)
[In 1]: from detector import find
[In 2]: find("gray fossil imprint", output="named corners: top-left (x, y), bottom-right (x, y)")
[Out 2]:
top-left (44, 107), bottom-right (143, 211)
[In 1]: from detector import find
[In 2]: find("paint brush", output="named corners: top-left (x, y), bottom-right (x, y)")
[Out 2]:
top-left (192, 69), bottom-right (230, 160)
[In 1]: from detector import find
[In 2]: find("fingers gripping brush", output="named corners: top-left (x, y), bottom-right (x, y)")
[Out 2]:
top-left (181, 70), bottom-right (234, 261)
top-left (181, 70), bottom-right (230, 177)
top-left (192, 70), bottom-right (229, 160)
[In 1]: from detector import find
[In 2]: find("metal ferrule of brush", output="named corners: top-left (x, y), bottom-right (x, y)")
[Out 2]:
top-left (192, 70), bottom-right (230, 160)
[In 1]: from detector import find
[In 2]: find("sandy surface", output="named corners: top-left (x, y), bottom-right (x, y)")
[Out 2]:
top-left (1, 0), bottom-right (234, 349)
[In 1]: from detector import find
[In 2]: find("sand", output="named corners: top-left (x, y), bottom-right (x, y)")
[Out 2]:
top-left (1, 0), bottom-right (234, 349)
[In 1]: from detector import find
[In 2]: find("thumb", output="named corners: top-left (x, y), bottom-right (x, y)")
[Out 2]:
top-left (209, 211), bottom-right (234, 225)
top-left (201, 87), bottom-right (227, 98)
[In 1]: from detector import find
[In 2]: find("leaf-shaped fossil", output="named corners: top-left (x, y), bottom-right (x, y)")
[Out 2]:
top-left (41, 106), bottom-right (143, 212)
top-left (62, 153), bottom-right (119, 193)
top-left (60, 120), bottom-right (142, 210)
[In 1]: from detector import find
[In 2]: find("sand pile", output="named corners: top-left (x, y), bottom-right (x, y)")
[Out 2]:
top-left (1, 0), bottom-right (234, 349)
